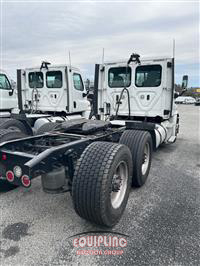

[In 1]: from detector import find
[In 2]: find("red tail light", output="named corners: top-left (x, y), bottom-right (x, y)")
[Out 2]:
top-left (2, 154), bottom-right (7, 160)
top-left (6, 171), bottom-right (14, 182)
top-left (21, 175), bottom-right (31, 188)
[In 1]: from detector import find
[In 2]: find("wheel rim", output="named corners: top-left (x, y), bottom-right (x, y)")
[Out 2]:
top-left (142, 143), bottom-right (150, 175)
top-left (111, 161), bottom-right (128, 209)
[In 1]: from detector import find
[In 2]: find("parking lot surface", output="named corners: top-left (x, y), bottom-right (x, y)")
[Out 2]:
top-left (0, 105), bottom-right (199, 266)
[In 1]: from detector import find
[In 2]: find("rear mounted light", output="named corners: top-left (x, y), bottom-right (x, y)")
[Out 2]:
top-left (13, 166), bottom-right (22, 178)
top-left (6, 171), bottom-right (14, 182)
top-left (21, 175), bottom-right (31, 188)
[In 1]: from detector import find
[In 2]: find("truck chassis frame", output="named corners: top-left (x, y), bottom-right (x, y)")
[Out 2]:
top-left (0, 123), bottom-right (124, 187)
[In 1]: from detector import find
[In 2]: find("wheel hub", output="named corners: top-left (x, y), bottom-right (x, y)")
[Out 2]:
top-left (111, 161), bottom-right (128, 209)
top-left (143, 153), bottom-right (147, 164)
top-left (142, 143), bottom-right (150, 175)
top-left (112, 174), bottom-right (122, 192)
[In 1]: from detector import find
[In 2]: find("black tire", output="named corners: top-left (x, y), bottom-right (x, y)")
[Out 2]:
top-left (175, 114), bottom-right (179, 137)
top-left (72, 141), bottom-right (132, 227)
top-left (0, 129), bottom-right (27, 191)
top-left (0, 128), bottom-right (27, 143)
top-left (119, 130), bottom-right (152, 187)
top-left (0, 118), bottom-right (28, 135)
top-left (37, 122), bottom-right (60, 135)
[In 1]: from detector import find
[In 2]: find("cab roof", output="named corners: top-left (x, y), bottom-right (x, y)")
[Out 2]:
top-left (102, 56), bottom-right (173, 66)
top-left (24, 64), bottom-right (80, 72)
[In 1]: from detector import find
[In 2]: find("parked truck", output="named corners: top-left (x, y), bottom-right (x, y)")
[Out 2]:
top-left (0, 63), bottom-right (90, 189)
top-left (0, 54), bottom-right (188, 227)
top-left (0, 69), bottom-right (18, 117)
top-left (0, 62), bottom-right (90, 136)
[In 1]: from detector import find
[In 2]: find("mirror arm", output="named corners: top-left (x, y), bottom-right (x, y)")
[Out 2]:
top-left (174, 92), bottom-right (179, 99)
top-left (82, 91), bottom-right (89, 97)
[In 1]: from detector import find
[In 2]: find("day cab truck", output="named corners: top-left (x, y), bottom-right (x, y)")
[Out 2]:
top-left (0, 62), bottom-right (90, 137)
top-left (0, 54), bottom-right (188, 227)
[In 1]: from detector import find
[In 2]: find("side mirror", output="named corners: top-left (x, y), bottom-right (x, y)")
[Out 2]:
top-left (9, 88), bottom-right (14, 96)
top-left (9, 80), bottom-right (16, 96)
top-left (82, 92), bottom-right (88, 97)
top-left (174, 92), bottom-right (179, 99)
top-left (182, 75), bottom-right (188, 90)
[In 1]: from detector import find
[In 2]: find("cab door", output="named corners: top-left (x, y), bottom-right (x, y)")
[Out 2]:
top-left (133, 63), bottom-right (165, 116)
top-left (44, 68), bottom-right (66, 112)
top-left (100, 65), bottom-right (131, 117)
top-left (69, 70), bottom-right (89, 113)
top-left (0, 72), bottom-right (17, 110)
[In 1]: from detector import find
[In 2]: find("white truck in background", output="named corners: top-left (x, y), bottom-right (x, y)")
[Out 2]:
top-left (0, 70), bottom-right (18, 117)
top-left (0, 62), bottom-right (90, 135)
top-left (175, 96), bottom-right (196, 104)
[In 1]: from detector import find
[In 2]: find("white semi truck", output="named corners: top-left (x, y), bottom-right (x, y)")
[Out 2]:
top-left (0, 54), bottom-right (188, 227)
top-left (0, 63), bottom-right (90, 190)
top-left (93, 54), bottom-right (185, 146)
top-left (0, 62), bottom-right (90, 135)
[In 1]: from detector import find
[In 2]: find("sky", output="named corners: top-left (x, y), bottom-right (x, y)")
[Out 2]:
top-left (0, 0), bottom-right (199, 87)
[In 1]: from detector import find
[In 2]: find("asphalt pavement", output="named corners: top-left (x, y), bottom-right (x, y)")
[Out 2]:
top-left (0, 105), bottom-right (199, 266)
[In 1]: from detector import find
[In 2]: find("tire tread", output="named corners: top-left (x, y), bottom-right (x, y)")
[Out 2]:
top-left (72, 141), bottom-right (131, 226)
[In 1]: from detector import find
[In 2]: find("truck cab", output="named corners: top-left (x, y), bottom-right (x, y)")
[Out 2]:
top-left (0, 64), bottom-right (90, 134)
top-left (94, 57), bottom-right (175, 122)
top-left (0, 70), bottom-right (17, 116)
top-left (19, 63), bottom-right (90, 115)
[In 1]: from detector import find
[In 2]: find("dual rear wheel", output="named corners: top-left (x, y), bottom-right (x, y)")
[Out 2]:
top-left (0, 125), bottom-right (152, 225)
top-left (72, 130), bottom-right (153, 227)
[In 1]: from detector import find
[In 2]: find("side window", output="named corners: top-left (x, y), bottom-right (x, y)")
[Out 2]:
top-left (108, 67), bottom-right (131, 88)
top-left (73, 73), bottom-right (84, 91)
top-left (46, 71), bottom-right (62, 88)
top-left (0, 74), bottom-right (11, 90)
top-left (135, 65), bottom-right (162, 87)
top-left (29, 72), bottom-right (44, 88)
